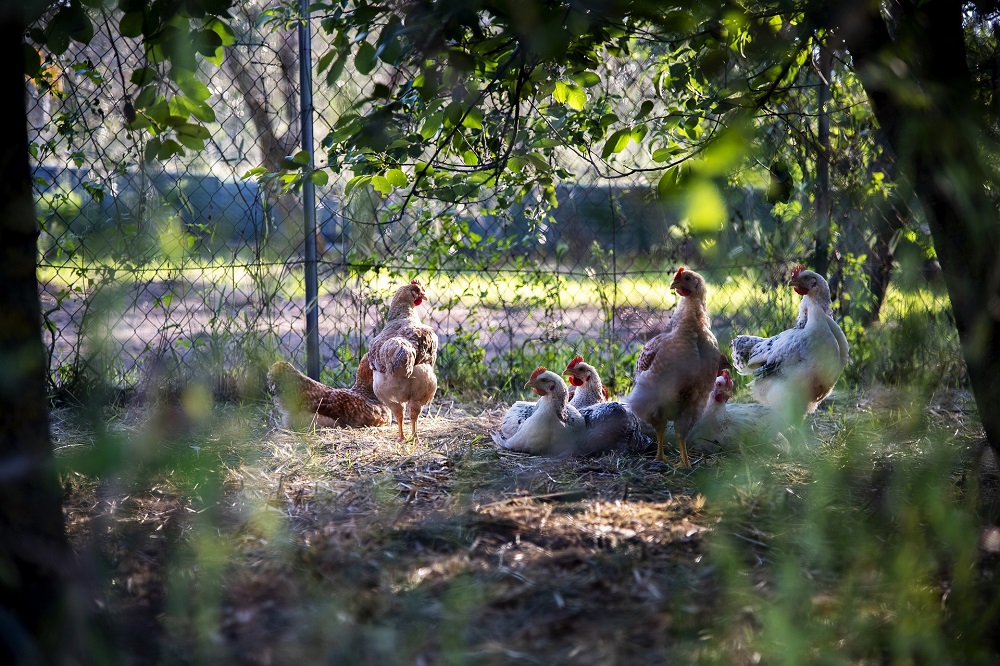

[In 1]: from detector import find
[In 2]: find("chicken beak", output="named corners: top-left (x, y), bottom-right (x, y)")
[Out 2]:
top-left (523, 379), bottom-right (534, 390)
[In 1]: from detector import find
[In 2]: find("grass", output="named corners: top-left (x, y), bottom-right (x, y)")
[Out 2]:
top-left (54, 383), bottom-right (1000, 664)
top-left (40, 252), bottom-right (958, 402)
top-left (38, 254), bottom-right (952, 321)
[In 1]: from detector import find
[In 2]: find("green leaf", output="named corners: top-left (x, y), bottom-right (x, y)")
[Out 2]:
top-left (462, 150), bottom-right (479, 166)
top-left (317, 49), bottom-right (337, 74)
top-left (208, 19), bottom-right (236, 47)
top-left (176, 123), bottom-right (211, 140)
top-left (571, 71), bottom-right (601, 88)
top-left (144, 137), bottom-right (161, 164)
top-left (553, 81), bottom-right (569, 104)
top-left (130, 67), bottom-right (157, 86)
top-left (310, 170), bottom-right (329, 187)
top-left (601, 129), bottom-right (632, 159)
top-left (291, 150), bottom-right (311, 165)
top-left (462, 107), bottom-right (483, 130)
top-left (176, 134), bottom-right (206, 151)
top-left (420, 112), bottom-right (443, 139)
top-left (344, 175), bottom-right (372, 196)
top-left (325, 52), bottom-right (347, 86)
top-left (371, 175), bottom-right (391, 195)
top-left (157, 139), bottom-right (183, 160)
top-left (355, 41), bottom-right (377, 75)
top-left (636, 100), bottom-right (654, 120)
top-left (175, 73), bottom-right (211, 102)
top-left (652, 145), bottom-right (685, 162)
top-left (385, 168), bottom-right (407, 187)
top-left (566, 87), bottom-right (586, 111)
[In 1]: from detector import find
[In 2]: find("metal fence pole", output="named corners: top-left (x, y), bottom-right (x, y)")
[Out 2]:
top-left (299, 0), bottom-right (320, 379)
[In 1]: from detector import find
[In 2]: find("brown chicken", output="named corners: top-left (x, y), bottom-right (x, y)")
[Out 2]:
top-left (369, 280), bottom-right (439, 441)
top-left (268, 353), bottom-right (391, 429)
top-left (626, 267), bottom-right (720, 467)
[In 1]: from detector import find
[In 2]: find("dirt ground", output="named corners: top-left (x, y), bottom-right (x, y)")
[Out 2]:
top-left (57, 386), bottom-right (1000, 664)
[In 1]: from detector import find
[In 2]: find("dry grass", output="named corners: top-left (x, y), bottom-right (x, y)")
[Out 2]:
top-left (57, 386), bottom-right (1000, 665)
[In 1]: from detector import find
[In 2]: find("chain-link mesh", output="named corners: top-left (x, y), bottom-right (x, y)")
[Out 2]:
top-left (28, 7), bottom-right (962, 404)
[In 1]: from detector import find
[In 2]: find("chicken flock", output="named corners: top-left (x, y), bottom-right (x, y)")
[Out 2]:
top-left (268, 265), bottom-right (848, 467)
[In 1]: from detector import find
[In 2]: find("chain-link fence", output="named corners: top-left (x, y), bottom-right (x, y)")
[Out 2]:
top-left (27, 5), bottom-right (962, 405)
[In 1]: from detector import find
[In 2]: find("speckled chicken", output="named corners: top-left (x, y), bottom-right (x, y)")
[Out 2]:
top-left (499, 355), bottom-right (607, 438)
top-left (369, 280), bottom-right (439, 441)
top-left (576, 401), bottom-right (652, 455)
top-left (268, 354), bottom-right (390, 429)
top-left (626, 267), bottom-right (721, 467)
top-left (687, 369), bottom-right (789, 454)
top-left (730, 267), bottom-right (849, 423)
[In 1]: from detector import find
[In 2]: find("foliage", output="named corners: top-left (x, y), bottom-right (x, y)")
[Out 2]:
top-left (25, 0), bottom-right (236, 161)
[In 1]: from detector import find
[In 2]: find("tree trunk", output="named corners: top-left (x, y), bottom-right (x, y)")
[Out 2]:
top-left (841, 0), bottom-right (1000, 455)
top-left (860, 149), bottom-right (909, 325)
top-left (812, 38), bottom-right (831, 277)
top-left (0, 5), bottom-right (74, 663)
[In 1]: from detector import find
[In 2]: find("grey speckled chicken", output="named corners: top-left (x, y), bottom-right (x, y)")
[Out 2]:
top-left (576, 401), bottom-right (653, 455)
top-left (730, 267), bottom-right (849, 424)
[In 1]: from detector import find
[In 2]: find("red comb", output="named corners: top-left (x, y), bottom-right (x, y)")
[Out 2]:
top-left (410, 279), bottom-right (420, 285)
top-left (722, 369), bottom-right (731, 381)
top-left (567, 355), bottom-right (584, 369)
top-left (791, 265), bottom-right (806, 278)
top-left (529, 367), bottom-right (546, 382)
top-left (673, 266), bottom-right (686, 281)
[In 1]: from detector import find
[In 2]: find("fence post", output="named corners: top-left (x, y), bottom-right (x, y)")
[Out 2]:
top-left (299, 0), bottom-right (320, 379)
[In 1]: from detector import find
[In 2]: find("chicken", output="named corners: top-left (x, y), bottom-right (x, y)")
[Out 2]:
top-left (687, 369), bottom-right (789, 454)
top-left (565, 355), bottom-right (611, 405)
top-left (499, 355), bottom-right (607, 438)
top-left (492, 367), bottom-right (585, 455)
top-left (267, 354), bottom-right (391, 429)
top-left (576, 401), bottom-right (653, 455)
top-left (493, 367), bottom-right (650, 456)
top-left (626, 267), bottom-right (721, 467)
top-left (368, 280), bottom-right (439, 441)
top-left (730, 267), bottom-right (849, 423)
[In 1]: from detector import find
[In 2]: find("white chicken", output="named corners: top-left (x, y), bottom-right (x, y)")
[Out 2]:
top-left (730, 266), bottom-right (849, 423)
top-left (499, 355), bottom-right (607, 438)
top-left (492, 367), bottom-right (650, 456)
top-left (687, 369), bottom-right (789, 454)
top-left (492, 367), bottom-right (585, 455)
top-left (626, 267), bottom-right (721, 467)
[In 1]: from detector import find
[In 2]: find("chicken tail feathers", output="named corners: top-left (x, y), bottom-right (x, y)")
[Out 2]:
top-left (490, 430), bottom-right (509, 449)
top-left (375, 337), bottom-right (417, 377)
top-left (731, 335), bottom-right (764, 375)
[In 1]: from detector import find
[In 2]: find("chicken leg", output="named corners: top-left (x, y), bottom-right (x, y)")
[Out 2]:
top-left (391, 404), bottom-right (406, 442)
top-left (677, 433), bottom-right (691, 468)
top-left (408, 404), bottom-right (420, 442)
